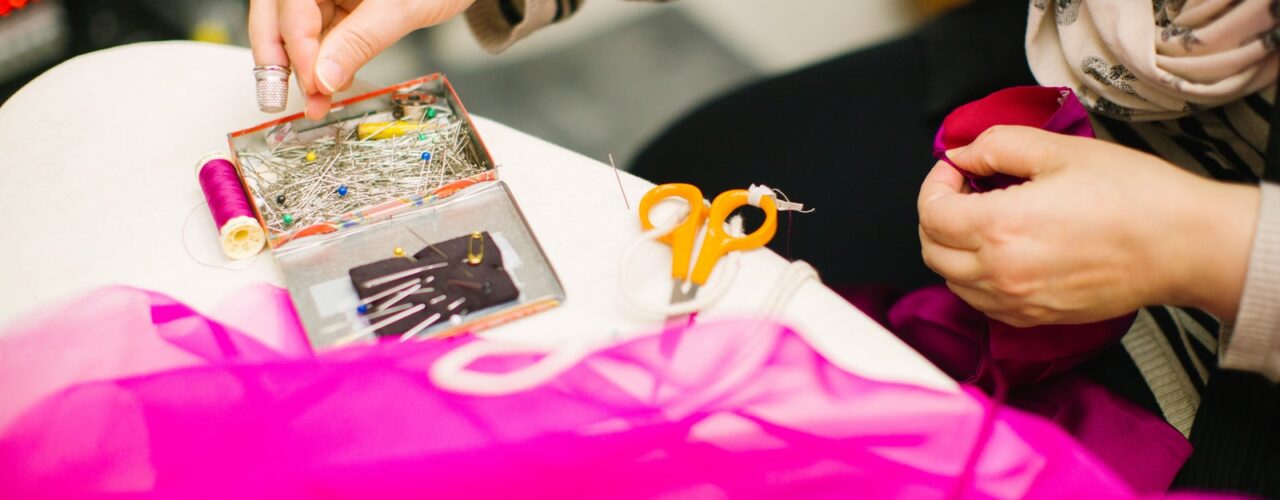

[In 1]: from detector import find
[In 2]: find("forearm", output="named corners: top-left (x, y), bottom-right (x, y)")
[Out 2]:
top-left (1175, 180), bottom-right (1260, 323)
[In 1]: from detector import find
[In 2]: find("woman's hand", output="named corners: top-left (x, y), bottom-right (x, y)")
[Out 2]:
top-left (249, 0), bottom-right (477, 120)
top-left (917, 125), bottom-right (1259, 326)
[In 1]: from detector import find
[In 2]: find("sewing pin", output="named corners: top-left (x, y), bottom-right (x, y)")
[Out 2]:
top-left (358, 278), bottom-right (420, 305)
top-left (393, 247), bottom-right (405, 257)
top-left (335, 304), bottom-right (426, 345)
top-left (377, 283), bottom-right (421, 311)
top-left (362, 302), bottom-right (413, 320)
top-left (447, 297), bottom-right (466, 311)
top-left (429, 295), bottom-right (448, 305)
top-left (447, 279), bottom-right (491, 294)
top-left (398, 312), bottom-right (443, 342)
top-left (361, 262), bottom-right (448, 289)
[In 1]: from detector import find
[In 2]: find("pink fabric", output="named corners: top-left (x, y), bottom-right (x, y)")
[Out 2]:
top-left (933, 86), bottom-right (1094, 192)
top-left (0, 285), bottom-right (1185, 498)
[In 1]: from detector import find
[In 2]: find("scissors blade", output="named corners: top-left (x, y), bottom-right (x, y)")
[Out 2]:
top-left (665, 279), bottom-right (701, 324)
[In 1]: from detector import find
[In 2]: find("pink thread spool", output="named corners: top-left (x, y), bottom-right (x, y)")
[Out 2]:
top-left (196, 152), bottom-right (266, 259)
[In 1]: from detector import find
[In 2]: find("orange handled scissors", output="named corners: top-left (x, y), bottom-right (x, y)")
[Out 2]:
top-left (638, 183), bottom-right (779, 311)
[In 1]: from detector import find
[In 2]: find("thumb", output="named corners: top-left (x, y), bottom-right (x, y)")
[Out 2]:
top-left (313, 5), bottom-right (423, 95)
top-left (945, 125), bottom-right (1068, 179)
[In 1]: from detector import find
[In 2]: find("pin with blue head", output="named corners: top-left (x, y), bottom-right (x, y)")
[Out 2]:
top-left (357, 304), bottom-right (370, 315)
top-left (420, 151), bottom-right (432, 162)
top-left (337, 185), bottom-right (348, 197)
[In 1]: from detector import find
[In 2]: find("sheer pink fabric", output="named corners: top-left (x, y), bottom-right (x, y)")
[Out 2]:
top-left (0, 285), bottom-right (1215, 498)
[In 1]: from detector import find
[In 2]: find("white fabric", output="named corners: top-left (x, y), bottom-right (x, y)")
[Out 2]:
top-left (0, 41), bottom-right (952, 391)
top-left (1027, 0), bottom-right (1279, 120)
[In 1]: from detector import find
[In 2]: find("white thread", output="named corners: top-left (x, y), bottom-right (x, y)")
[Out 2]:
top-left (747, 184), bottom-right (813, 213)
top-left (771, 187), bottom-right (815, 213)
top-left (429, 339), bottom-right (598, 396)
top-left (617, 212), bottom-right (741, 318)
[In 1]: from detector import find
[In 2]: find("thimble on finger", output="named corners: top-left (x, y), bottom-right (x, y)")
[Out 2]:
top-left (254, 65), bottom-right (291, 113)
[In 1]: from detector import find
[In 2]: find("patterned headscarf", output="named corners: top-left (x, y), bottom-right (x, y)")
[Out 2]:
top-left (1027, 0), bottom-right (1280, 121)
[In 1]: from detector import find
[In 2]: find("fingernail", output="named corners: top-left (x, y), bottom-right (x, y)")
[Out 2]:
top-left (316, 59), bottom-right (344, 95)
top-left (305, 102), bottom-right (322, 120)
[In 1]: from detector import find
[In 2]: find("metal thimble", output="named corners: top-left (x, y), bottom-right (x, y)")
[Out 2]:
top-left (253, 65), bottom-right (291, 113)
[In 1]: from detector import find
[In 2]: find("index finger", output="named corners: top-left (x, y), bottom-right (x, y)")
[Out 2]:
top-left (249, 0), bottom-right (289, 67)
top-left (278, 0), bottom-right (324, 95)
top-left (917, 161), bottom-right (987, 249)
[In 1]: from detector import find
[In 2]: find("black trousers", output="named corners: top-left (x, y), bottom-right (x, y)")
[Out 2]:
top-left (631, 0), bottom-right (1035, 290)
top-left (631, 1), bottom-right (1280, 496)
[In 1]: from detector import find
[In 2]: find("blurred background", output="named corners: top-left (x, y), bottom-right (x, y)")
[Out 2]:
top-left (0, 0), bottom-right (961, 166)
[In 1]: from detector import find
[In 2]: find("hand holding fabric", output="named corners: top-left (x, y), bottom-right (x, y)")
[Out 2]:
top-left (249, 0), bottom-right (477, 120)
top-left (918, 125), bottom-right (1259, 326)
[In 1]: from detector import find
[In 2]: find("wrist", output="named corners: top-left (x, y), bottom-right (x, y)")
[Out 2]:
top-left (1170, 179), bottom-right (1260, 320)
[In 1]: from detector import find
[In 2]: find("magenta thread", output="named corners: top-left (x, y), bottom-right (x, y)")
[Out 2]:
top-left (199, 157), bottom-right (256, 230)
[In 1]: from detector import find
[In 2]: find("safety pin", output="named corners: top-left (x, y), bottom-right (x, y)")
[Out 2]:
top-left (465, 232), bottom-right (484, 266)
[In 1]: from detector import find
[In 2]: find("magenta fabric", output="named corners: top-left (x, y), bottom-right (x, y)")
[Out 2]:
top-left (933, 86), bottom-right (1094, 192)
top-left (888, 286), bottom-right (1138, 390)
top-left (0, 285), bottom-right (1190, 498)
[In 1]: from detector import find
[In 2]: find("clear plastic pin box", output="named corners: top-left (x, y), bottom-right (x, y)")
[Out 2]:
top-left (225, 74), bottom-right (565, 350)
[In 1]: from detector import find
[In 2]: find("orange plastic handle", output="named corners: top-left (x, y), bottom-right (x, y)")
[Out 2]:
top-left (689, 189), bottom-right (778, 285)
top-left (639, 183), bottom-right (706, 281)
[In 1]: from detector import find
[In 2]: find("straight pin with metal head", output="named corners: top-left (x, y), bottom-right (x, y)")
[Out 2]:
top-left (377, 283), bottom-right (421, 310)
top-left (362, 262), bottom-right (448, 288)
top-left (398, 312), bottom-right (443, 342)
top-left (335, 304), bottom-right (426, 345)
top-left (359, 279), bottom-right (419, 305)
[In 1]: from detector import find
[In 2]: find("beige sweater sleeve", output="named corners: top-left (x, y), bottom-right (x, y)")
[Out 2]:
top-left (465, 0), bottom-right (567, 54)
top-left (1221, 182), bottom-right (1280, 381)
top-left (465, 0), bottom-right (670, 53)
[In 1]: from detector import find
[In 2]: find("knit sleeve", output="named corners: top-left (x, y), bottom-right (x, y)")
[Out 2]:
top-left (464, 0), bottom-right (565, 54)
top-left (464, 0), bottom-right (672, 53)
top-left (1221, 182), bottom-right (1280, 382)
